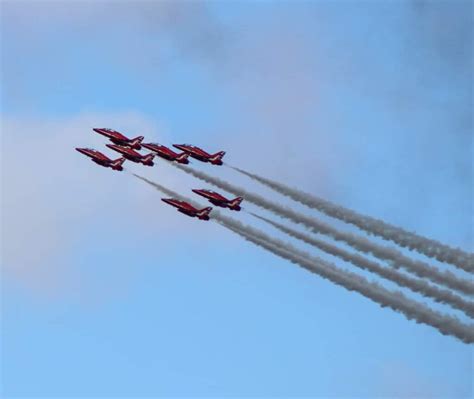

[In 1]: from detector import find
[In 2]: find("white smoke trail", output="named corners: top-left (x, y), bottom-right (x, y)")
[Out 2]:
top-left (231, 166), bottom-right (474, 273)
top-left (132, 173), bottom-right (474, 344)
top-left (171, 164), bottom-right (474, 296)
top-left (250, 212), bottom-right (474, 318)
top-left (220, 222), bottom-right (474, 344)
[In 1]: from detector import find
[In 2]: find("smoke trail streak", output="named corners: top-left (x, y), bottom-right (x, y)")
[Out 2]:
top-left (171, 164), bottom-right (474, 296)
top-left (132, 173), bottom-right (474, 344)
top-left (250, 212), bottom-right (474, 318)
top-left (230, 166), bottom-right (474, 273)
top-left (220, 222), bottom-right (474, 344)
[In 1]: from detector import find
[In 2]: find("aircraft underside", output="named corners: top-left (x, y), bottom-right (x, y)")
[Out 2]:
top-left (178, 209), bottom-right (194, 217)
top-left (210, 200), bottom-right (227, 207)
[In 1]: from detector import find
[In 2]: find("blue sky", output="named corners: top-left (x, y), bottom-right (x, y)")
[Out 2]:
top-left (1, 1), bottom-right (472, 397)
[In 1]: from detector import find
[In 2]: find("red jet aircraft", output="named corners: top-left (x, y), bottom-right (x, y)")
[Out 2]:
top-left (93, 128), bottom-right (144, 150)
top-left (141, 143), bottom-right (189, 164)
top-left (172, 144), bottom-right (225, 165)
top-left (106, 144), bottom-right (155, 166)
top-left (192, 189), bottom-right (243, 211)
top-left (76, 148), bottom-right (125, 171)
top-left (161, 198), bottom-right (212, 220)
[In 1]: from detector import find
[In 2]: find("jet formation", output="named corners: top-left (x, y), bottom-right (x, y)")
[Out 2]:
top-left (76, 128), bottom-right (242, 220)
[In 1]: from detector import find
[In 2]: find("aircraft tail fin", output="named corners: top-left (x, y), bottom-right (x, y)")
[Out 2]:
top-left (142, 153), bottom-right (155, 166)
top-left (111, 157), bottom-right (125, 171)
top-left (197, 206), bottom-right (212, 220)
top-left (228, 196), bottom-right (243, 210)
top-left (131, 136), bottom-right (145, 149)
top-left (176, 152), bottom-right (189, 163)
top-left (209, 151), bottom-right (226, 164)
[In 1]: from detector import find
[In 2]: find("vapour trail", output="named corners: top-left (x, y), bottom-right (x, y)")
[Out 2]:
top-left (220, 222), bottom-right (474, 344)
top-left (132, 173), bottom-right (474, 344)
top-left (230, 166), bottom-right (474, 273)
top-left (171, 164), bottom-right (474, 296)
top-left (250, 212), bottom-right (474, 318)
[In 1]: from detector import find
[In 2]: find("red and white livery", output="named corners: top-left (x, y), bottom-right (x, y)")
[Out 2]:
top-left (93, 128), bottom-right (144, 150)
top-left (192, 189), bottom-right (243, 211)
top-left (141, 143), bottom-right (189, 164)
top-left (106, 144), bottom-right (155, 166)
top-left (161, 198), bottom-right (212, 220)
top-left (172, 144), bottom-right (225, 165)
top-left (75, 148), bottom-right (125, 171)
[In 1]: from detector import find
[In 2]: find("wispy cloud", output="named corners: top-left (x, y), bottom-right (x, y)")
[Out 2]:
top-left (1, 112), bottom-right (166, 293)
